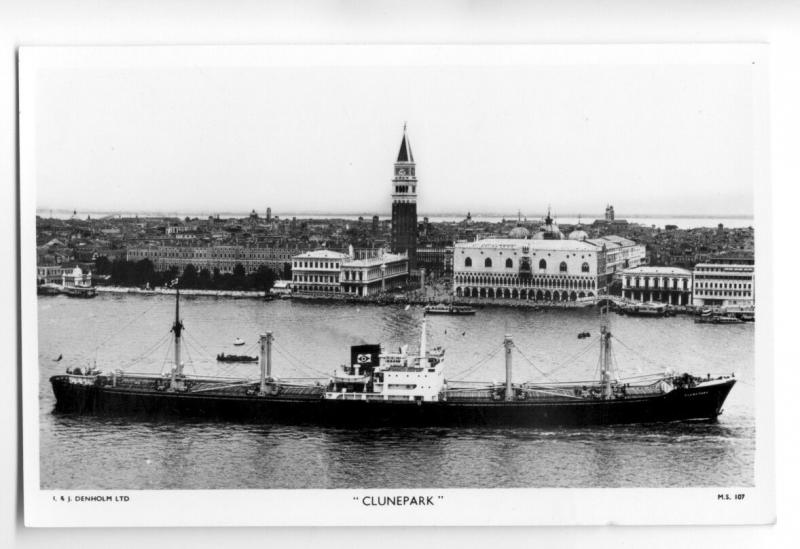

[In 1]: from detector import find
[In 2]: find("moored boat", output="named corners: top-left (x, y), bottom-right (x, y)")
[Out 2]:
top-left (423, 303), bottom-right (476, 316)
top-left (620, 303), bottom-right (668, 317)
top-left (37, 283), bottom-right (97, 298)
top-left (695, 311), bottom-right (744, 324)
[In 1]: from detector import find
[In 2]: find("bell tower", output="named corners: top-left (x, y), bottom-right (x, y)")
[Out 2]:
top-left (391, 124), bottom-right (418, 270)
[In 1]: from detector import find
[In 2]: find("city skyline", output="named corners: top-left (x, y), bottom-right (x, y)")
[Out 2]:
top-left (30, 49), bottom-right (758, 218)
top-left (35, 207), bottom-right (756, 219)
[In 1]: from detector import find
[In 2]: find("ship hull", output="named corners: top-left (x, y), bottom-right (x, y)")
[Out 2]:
top-left (50, 376), bottom-right (735, 427)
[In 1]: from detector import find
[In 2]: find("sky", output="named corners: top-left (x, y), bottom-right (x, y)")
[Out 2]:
top-left (31, 51), bottom-right (758, 218)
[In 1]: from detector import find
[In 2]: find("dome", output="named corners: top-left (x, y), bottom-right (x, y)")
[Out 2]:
top-left (534, 222), bottom-right (564, 240)
top-left (533, 208), bottom-right (564, 239)
top-left (508, 226), bottom-right (530, 239)
top-left (569, 229), bottom-right (589, 241)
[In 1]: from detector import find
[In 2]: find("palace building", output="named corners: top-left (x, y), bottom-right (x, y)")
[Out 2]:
top-left (390, 125), bottom-right (418, 271)
top-left (453, 238), bottom-right (602, 301)
top-left (452, 212), bottom-right (645, 302)
top-left (691, 254), bottom-right (754, 308)
top-left (291, 249), bottom-right (348, 295)
top-left (127, 244), bottom-right (295, 274)
top-left (291, 248), bottom-right (408, 297)
top-left (621, 266), bottom-right (693, 306)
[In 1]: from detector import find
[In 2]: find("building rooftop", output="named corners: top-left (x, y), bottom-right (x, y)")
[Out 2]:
top-left (293, 250), bottom-right (349, 260)
top-left (590, 235), bottom-right (637, 247)
top-left (694, 262), bottom-right (755, 269)
top-left (623, 266), bottom-right (692, 276)
top-left (455, 238), bottom-right (599, 252)
top-left (343, 252), bottom-right (407, 268)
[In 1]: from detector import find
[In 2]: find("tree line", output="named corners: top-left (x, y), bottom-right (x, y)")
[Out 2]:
top-left (94, 257), bottom-right (287, 291)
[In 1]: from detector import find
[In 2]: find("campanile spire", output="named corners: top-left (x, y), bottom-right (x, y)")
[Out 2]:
top-left (390, 124), bottom-right (418, 270)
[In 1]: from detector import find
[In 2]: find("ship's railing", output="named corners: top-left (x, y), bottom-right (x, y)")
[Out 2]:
top-left (325, 392), bottom-right (412, 401)
top-left (279, 385), bottom-right (325, 396)
top-left (444, 388), bottom-right (495, 400)
top-left (623, 383), bottom-right (668, 396)
top-left (520, 387), bottom-right (584, 399)
top-left (444, 379), bottom-right (671, 401)
top-left (95, 372), bottom-right (330, 392)
top-left (108, 372), bottom-right (328, 383)
top-left (109, 371), bottom-right (259, 383)
top-left (64, 374), bottom-right (97, 385)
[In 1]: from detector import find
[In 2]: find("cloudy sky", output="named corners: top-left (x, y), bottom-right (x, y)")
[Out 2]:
top-left (30, 47), bottom-right (758, 218)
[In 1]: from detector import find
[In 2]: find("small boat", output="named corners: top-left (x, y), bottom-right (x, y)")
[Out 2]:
top-left (621, 304), bottom-right (666, 317)
top-left (424, 303), bottom-right (476, 316)
top-left (712, 315), bottom-right (744, 325)
top-left (217, 353), bottom-right (258, 363)
top-left (695, 314), bottom-right (744, 325)
top-left (37, 283), bottom-right (97, 298)
top-left (233, 338), bottom-right (245, 346)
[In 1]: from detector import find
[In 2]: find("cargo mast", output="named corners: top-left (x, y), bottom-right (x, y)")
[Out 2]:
top-left (599, 303), bottom-right (614, 399)
top-left (504, 335), bottom-right (514, 401)
top-left (259, 332), bottom-right (273, 394)
top-left (419, 318), bottom-right (428, 368)
top-left (170, 289), bottom-right (184, 390)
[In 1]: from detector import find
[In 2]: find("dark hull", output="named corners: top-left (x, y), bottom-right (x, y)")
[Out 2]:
top-left (50, 376), bottom-right (735, 427)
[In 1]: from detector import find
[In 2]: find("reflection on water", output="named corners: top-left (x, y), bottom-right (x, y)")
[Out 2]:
top-left (38, 295), bottom-right (755, 489)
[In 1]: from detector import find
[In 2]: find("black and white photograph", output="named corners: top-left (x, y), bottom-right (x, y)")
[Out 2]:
top-left (20, 45), bottom-right (773, 527)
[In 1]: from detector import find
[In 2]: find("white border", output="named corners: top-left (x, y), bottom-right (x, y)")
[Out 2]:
top-left (20, 44), bottom-right (774, 527)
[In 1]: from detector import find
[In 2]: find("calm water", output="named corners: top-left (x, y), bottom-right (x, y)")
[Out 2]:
top-left (37, 295), bottom-right (755, 489)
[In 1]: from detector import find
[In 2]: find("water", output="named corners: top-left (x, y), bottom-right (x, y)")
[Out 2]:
top-left (37, 295), bottom-right (755, 489)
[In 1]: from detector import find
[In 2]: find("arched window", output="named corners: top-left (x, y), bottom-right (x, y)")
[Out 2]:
top-left (581, 262), bottom-right (589, 273)
top-left (539, 259), bottom-right (547, 270)
top-left (465, 257), bottom-right (472, 267)
top-left (505, 258), bottom-right (513, 268)
top-left (485, 258), bottom-right (493, 268)
top-left (559, 261), bottom-right (568, 273)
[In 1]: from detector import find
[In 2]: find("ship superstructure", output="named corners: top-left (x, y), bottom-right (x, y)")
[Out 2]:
top-left (326, 320), bottom-right (446, 402)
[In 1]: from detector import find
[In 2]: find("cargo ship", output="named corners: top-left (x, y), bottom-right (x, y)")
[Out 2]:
top-left (50, 291), bottom-right (736, 427)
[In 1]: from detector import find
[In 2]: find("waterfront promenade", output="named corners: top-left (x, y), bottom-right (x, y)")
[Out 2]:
top-left (87, 284), bottom-right (709, 315)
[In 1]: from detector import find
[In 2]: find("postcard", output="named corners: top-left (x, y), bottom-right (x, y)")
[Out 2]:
top-left (20, 44), bottom-right (773, 527)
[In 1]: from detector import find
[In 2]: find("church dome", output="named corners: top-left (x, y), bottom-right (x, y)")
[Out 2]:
top-left (569, 229), bottom-right (589, 241)
top-left (534, 208), bottom-right (564, 240)
top-left (534, 222), bottom-right (564, 240)
top-left (508, 226), bottom-right (530, 239)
